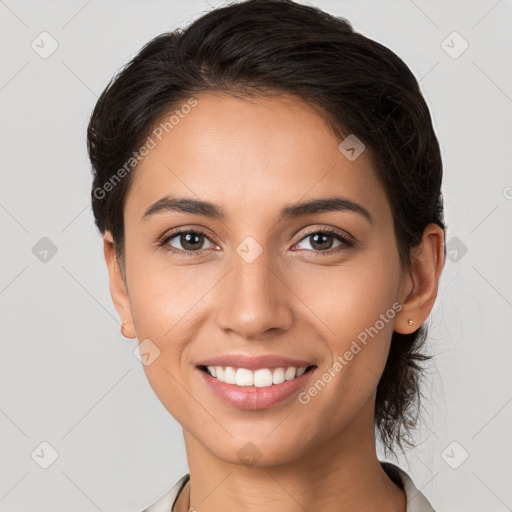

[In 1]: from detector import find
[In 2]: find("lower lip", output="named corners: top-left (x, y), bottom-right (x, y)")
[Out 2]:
top-left (197, 367), bottom-right (316, 410)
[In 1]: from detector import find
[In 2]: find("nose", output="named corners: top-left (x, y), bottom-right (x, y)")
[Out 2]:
top-left (215, 248), bottom-right (294, 340)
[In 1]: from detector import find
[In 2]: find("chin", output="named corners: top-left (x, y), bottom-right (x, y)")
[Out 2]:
top-left (202, 431), bottom-right (314, 468)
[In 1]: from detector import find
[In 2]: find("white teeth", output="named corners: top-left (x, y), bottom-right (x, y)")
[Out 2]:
top-left (235, 368), bottom-right (253, 387)
top-left (296, 366), bottom-right (306, 377)
top-left (254, 369), bottom-right (273, 387)
top-left (272, 367), bottom-right (285, 384)
top-left (205, 365), bottom-right (309, 387)
top-left (224, 366), bottom-right (236, 384)
top-left (285, 367), bottom-right (297, 380)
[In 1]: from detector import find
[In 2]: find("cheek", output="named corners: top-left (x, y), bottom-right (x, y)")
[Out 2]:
top-left (298, 251), bottom-right (401, 340)
top-left (289, 259), bottom-right (402, 436)
top-left (124, 252), bottom-right (219, 406)
top-left (126, 256), bottom-right (203, 427)
top-left (294, 248), bottom-right (402, 393)
top-left (126, 248), bottom-right (213, 336)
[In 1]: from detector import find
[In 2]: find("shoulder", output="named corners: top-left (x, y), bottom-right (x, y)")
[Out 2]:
top-left (380, 461), bottom-right (436, 512)
top-left (140, 474), bottom-right (190, 512)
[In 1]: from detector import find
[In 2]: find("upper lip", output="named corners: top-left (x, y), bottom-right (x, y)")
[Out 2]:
top-left (196, 353), bottom-right (316, 370)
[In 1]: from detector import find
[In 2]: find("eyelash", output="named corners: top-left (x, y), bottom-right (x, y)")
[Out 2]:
top-left (159, 227), bottom-right (354, 258)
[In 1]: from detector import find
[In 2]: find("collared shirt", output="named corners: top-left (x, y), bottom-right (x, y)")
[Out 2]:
top-left (141, 461), bottom-right (436, 512)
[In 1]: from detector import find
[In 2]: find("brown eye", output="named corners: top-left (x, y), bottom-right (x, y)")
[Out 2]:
top-left (306, 232), bottom-right (336, 251)
top-left (163, 230), bottom-right (215, 253)
top-left (293, 229), bottom-right (353, 254)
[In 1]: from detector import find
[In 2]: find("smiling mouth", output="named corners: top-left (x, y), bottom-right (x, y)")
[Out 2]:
top-left (197, 364), bottom-right (317, 388)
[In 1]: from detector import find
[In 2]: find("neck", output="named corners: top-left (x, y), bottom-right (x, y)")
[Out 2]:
top-left (174, 396), bottom-right (406, 512)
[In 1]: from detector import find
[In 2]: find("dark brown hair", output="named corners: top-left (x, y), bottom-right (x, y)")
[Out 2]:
top-left (87, 0), bottom-right (445, 456)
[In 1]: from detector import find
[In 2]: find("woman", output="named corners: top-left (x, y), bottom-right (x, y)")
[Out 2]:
top-left (87, 1), bottom-right (445, 510)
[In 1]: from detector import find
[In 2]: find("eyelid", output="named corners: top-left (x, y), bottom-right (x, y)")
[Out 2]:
top-left (159, 225), bottom-right (218, 245)
top-left (294, 225), bottom-right (354, 245)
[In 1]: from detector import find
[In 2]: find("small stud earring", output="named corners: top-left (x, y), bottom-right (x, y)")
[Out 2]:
top-left (407, 319), bottom-right (414, 326)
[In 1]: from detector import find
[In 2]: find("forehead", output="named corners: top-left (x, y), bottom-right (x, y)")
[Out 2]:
top-left (124, 92), bottom-right (390, 225)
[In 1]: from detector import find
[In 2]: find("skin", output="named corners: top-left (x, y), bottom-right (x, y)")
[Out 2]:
top-left (103, 92), bottom-right (444, 512)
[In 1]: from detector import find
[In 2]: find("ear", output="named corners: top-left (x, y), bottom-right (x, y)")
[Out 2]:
top-left (103, 231), bottom-right (136, 338)
top-left (395, 223), bottom-right (445, 334)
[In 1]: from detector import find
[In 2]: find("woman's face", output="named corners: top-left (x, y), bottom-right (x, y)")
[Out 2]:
top-left (110, 92), bottom-right (415, 465)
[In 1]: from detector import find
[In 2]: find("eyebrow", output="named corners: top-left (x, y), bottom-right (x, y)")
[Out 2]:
top-left (141, 194), bottom-right (373, 225)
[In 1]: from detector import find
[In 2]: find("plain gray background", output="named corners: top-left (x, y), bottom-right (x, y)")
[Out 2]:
top-left (1, 0), bottom-right (511, 511)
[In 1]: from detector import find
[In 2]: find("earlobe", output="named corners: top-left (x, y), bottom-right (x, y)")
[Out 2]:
top-left (103, 231), bottom-right (136, 338)
top-left (395, 223), bottom-right (445, 334)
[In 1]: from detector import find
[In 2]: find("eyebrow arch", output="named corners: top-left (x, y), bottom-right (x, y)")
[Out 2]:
top-left (141, 194), bottom-right (373, 225)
